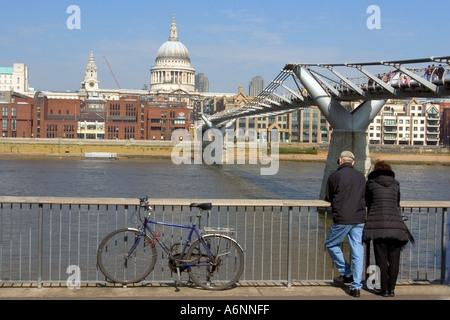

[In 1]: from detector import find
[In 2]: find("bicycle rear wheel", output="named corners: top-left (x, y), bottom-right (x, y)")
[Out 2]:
top-left (186, 234), bottom-right (244, 290)
top-left (97, 228), bottom-right (157, 284)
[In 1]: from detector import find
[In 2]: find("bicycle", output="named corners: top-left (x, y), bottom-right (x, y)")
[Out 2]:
top-left (97, 196), bottom-right (244, 290)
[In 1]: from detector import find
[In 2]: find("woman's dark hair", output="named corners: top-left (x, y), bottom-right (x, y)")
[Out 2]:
top-left (373, 160), bottom-right (392, 171)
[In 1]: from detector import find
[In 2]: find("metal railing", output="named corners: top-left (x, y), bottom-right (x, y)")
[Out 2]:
top-left (0, 197), bottom-right (448, 287)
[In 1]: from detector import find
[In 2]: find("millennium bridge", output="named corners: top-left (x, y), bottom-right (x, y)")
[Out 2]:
top-left (202, 56), bottom-right (450, 199)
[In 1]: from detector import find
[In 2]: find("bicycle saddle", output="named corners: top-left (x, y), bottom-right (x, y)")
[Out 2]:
top-left (189, 203), bottom-right (212, 210)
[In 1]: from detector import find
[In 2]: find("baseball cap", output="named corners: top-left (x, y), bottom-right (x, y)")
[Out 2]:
top-left (340, 150), bottom-right (355, 160)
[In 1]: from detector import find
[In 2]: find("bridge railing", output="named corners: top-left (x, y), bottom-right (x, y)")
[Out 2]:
top-left (0, 197), bottom-right (448, 287)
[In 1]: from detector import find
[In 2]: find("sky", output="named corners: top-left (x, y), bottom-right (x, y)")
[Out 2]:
top-left (1, 0), bottom-right (449, 94)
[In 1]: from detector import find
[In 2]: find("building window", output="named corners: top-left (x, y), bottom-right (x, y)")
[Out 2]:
top-left (124, 126), bottom-right (135, 140)
top-left (107, 126), bottom-right (119, 139)
top-left (108, 126), bottom-right (119, 133)
top-left (46, 124), bottom-right (58, 138)
top-left (385, 119), bottom-right (396, 125)
top-left (126, 104), bottom-right (136, 117)
top-left (2, 107), bottom-right (7, 117)
top-left (64, 125), bottom-right (74, 132)
top-left (110, 103), bottom-right (120, 116)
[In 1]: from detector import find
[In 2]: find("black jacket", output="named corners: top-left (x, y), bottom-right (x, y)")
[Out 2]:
top-left (362, 169), bottom-right (410, 243)
top-left (325, 162), bottom-right (366, 224)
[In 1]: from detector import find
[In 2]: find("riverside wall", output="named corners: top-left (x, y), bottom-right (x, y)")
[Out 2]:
top-left (0, 138), bottom-right (449, 164)
top-left (0, 138), bottom-right (175, 158)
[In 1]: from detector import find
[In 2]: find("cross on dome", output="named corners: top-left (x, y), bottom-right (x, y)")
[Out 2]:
top-left (169, 14), bottom-right (178, 41)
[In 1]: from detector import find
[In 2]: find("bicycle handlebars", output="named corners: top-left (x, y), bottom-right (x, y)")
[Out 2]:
top-left (140, 196), bottom-right (212, 212)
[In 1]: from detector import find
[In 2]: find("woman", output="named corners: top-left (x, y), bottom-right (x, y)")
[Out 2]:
top-left (363, 161), bottom-right (412, 297)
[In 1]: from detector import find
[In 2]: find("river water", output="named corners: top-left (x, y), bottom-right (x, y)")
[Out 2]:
top-left (0, 157), bottom-right (448, 201)
top-left (0, 157), bottom-right (448, 283)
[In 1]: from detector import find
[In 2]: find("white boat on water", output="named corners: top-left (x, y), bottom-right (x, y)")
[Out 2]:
top-left (84, 152), bottom-right (117, 160)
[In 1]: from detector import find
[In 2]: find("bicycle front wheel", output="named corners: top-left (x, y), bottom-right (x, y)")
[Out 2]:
top-left (97, 228), bottom-right (157, 284)
top-left (186, 234), bottom-right (244, 290)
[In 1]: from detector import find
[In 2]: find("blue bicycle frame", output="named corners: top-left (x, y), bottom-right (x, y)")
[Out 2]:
top-left (128, 214), bottom-right (216, 269)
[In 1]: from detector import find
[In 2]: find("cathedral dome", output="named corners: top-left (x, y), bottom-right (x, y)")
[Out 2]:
top-left (150, 15), bottom-right (195, 93)
top-left (157, 41), bottom-right (190, 61)
top-left (156, 16), bottom-right (190, 61)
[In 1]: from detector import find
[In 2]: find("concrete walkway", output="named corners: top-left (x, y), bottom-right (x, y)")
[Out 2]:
top-left (0, 282), bottom-right (448, 300)
top-left (1, 282), bottom-right (447, 319)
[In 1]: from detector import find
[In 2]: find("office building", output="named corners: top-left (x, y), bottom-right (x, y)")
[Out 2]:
top-left (0, 63), bottom-right (29, 93)
top-left (249, 76), bottom-right (264, 97)
top-left (195, 73), bottom-right (209, 92)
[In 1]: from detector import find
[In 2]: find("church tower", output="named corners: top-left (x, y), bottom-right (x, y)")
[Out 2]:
top-left (81, 51), bottom-right (100, 95)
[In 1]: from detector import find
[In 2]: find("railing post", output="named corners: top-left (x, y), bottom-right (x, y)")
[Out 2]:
top-left (124, 205), bottom-right (128, 228)
top-left (287, 206), bottom-right (293, 288)
top-left (38, 203), bottom-right (43, 288)
top-left (364, 240), bottom-right (371, 282)
top-left (441, 207), bottom-right (448, 283)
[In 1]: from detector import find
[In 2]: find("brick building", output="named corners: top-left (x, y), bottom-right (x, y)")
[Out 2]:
top-left (0, 91), bottom-right (191, 141)
top-left (0, 91), bottom-right (34, 138)
top-left (439, 101), bottom-right (450, 146)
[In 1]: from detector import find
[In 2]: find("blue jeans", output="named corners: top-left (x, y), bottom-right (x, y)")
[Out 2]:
top-left (325, 223), bottom-right (365, 290)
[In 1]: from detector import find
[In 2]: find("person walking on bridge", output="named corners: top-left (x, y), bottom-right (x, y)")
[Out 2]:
top-left (325, 151), bottom-right (366, 298)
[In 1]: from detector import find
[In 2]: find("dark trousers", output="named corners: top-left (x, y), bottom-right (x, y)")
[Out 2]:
top-left (373, 239), bottom-right (405, 291)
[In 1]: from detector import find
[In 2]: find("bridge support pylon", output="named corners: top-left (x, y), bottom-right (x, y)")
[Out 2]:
top-left (292, 66), bottom-right (387, 199)
top-left (321, 130), bottom-right (371, 200)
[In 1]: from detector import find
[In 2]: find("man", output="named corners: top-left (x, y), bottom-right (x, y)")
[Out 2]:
top-left (325, 150), bottom-right (366, 297)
